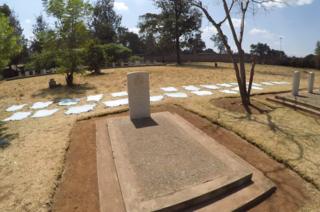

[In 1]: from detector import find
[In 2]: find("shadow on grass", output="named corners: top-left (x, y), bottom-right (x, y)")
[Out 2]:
top-left (179, 63), bottom-right (229, 70)
top-left (85, 72), bottom-right (109, 78)
top-left (31, 83), bottom-right (96, 101)
top-left (0, 122), bottom-right (17, 149)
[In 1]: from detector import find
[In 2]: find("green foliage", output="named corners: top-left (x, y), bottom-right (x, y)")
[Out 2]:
top-left (85, 43), bottom-right (106, 74)
top-left (139, 0), bottom-right (202, 63)
top-left (103, 43), bottom-right (132, 63)
top-left (129, 55), bottom-right (143, 62)
top-left (315, 41), bottom-right (320, 56)
top-left (25, 50), bottom-right (57, 72)
top-left (0, 14), bottom-right (21, 71)
top-left (211, 34), bottom-right (228, 54)
top-left (187, 33), bottom-right (205, 53)
top-left (118, 29), bottom-right (144, 54)
top-left (250, 43), bottom-right (271, 57)
top-left (42, 0), bottom-right (92, 86)
top-left (91, 0), bottom-right (121, 43)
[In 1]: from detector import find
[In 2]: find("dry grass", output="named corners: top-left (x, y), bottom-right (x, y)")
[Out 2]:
top-left (0, 63), bottom-right (319, 211)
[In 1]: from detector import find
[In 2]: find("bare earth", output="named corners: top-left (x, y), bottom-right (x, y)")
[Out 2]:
top-left (0, 63), bottom-right (319, 211)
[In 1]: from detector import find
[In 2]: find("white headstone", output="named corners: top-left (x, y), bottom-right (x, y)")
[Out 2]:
top-left (292, 71), bottom-right (300, 96)
top-left (308, 72), bottom-right (315, 93)
top-left (127, 72), bottom-right (150, 120)
top-left (112, 62), bottom-right (115, 68)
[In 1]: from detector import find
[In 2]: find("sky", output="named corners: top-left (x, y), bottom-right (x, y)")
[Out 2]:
top-left (0, 0), bottom-right (319, 57)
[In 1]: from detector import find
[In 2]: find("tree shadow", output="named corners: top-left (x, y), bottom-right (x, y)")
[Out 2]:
top-left (237, 110), bottom-right (319, 167)
top-left (0, 122), bottom-right (18, 149)
top-left (31, 83), bottom-right (96, 101)
top-left (179, 63), bottom-right (229, 70)
top-left (85, 72), bottom-right (109, 78)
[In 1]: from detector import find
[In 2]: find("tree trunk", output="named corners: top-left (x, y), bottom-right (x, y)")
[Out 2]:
top-left (176, 37), bottom-right (181, 65)
top-left (66, 72), bottom-right (73, 87)
top-left (94, 68), bottom-right (101, 75)
top-left (174, 1), bottom-right (181, 65)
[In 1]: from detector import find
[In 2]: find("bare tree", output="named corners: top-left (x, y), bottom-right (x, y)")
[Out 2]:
top-left (192, 0), bottom-right (279, 113)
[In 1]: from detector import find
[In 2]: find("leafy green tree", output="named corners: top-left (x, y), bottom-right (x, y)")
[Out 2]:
top-left (27, 15), bottom-right (58, 73)
top-left (30, 15), bottom-right (48, 53)
top-left (139, 0), bottom-right (202, 64)
top-left (315, 41), bottom-right (320, 69)
top-left (91, 0), bottom-right (121, 43)
top-left (142, 33), bottom-right (158, 56)
top-left (43, 0), bottom-right (92, 86)
top-left (250, 43), bottom-right (271, 64)
top-left (103, 43), bottom-right (132, 63)
top-left (118, 29), bottom-right (144, 54)
top-left (187, 33), bottom-right (205, 53)
top-left (0, 4), bottom-right (25, 66)
top-left (0, 14), bottom-right (21, 71)
top-left (86, 43), bottom-right (106, 74)
top-left (211, 33), bottom-right (228, 54)
top-left (315, 41), bottom-right (320, 56)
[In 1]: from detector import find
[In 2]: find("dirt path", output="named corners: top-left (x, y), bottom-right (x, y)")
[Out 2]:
top-left (52, 105), bottom-right (318, 211)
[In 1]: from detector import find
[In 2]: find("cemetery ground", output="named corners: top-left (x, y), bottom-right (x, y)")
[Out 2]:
top-left (0, 63), bottom-right (320, 211)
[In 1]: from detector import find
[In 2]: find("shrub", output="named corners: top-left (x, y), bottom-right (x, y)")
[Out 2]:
top-left (102, 43), bottom-right (132, 63)
top-left (129, 55), bottom-right (143, 62)
top-left (86, 44), bottom-right (106, 74)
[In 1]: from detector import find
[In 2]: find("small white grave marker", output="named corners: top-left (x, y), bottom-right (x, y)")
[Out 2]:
top-left (192, 91), bottom-right (213, 96)
top-left (111, 91), bottom-right (127, 97)
top-left (6, 104), bottom-right (27, 112)
top-left (308, 72), bottom-right (315, 93)
top-left (292, 71), bottom-right (300, 96)
top-left (182, 85), bottom-right (200, 91)
top-left (3, 112), bottom-right (32, 121)
top-left (200, 85), bottom-right (220, 90)
top-left (161, 87), bottom-right (178, 92)
top-left (127, 72), bottom-right (150, 120)
top-left (103, 99), bottom-right (128, 107)
top-left (165, 92), bottom-right (188, 98)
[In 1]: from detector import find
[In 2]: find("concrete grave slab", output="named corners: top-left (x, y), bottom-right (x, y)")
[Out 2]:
top-left (220, 90), bottom-right (238, 94)
top-left (106, 112), bottom-right (254, 211)
top-left (87, 94), bottom-right (103, 102)
top-left (150, 95), bottom-right (164, 102)
top-left (32, 109), bottom-right (59, 118)
top-left (182, 85), bottom-right (201, 91)
top-left (103, 98), bottom-right (128, 108)
top-left (31, 101), bottom-right (53, 109)
top-left (6, 104), bottom-right (27, 112)
top-left (58, 98), bottom-right (80, 106)
top-left (261, 82), bottom-right (274, 86)
top-left (217, 83), bottom-right (233, 88)
top-left (165, 92), bottom-right (188, 98)
top-left (191, 90), bottom-right (213, 96)
top-left (111, 91), bottom-right (128, 97)
top-left (161, 87), bottom-right (178, 92)
top-left (200, 85), bottom-right (220, 90)
top-left (65, 104), bottom-right (96, 115)
top-left (3, 111), bottom-right (32, 121)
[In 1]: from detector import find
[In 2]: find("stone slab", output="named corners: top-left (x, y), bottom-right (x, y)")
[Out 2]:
top-left (107, 112), bottom-right (253, 212)
top-left (96, 119), bottom-right (126, 212)
top-left (276, 92), bottom-right (320, 111)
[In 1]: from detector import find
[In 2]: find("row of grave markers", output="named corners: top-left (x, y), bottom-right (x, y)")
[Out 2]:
top-left (2, 80), bottom-right (289, 122)
top-left (292, 71), bottom-right (317, 96)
